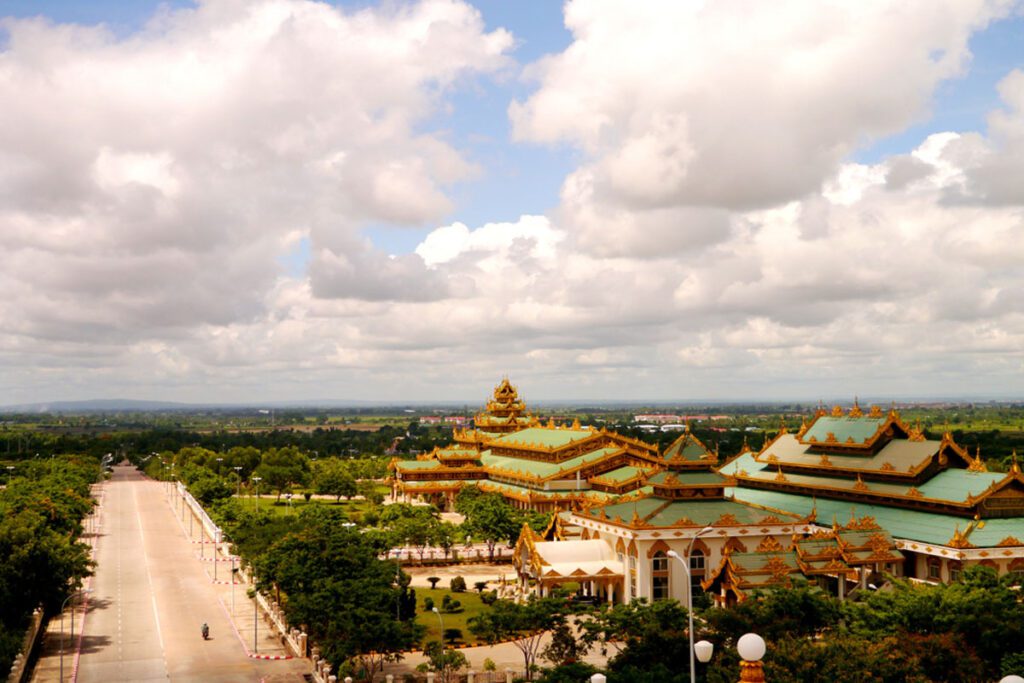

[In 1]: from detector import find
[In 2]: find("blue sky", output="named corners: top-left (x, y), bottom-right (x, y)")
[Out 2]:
top-left (1, 0), bottom-right (1022, 403)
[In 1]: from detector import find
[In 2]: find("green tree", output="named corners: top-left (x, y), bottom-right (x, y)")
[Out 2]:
top-left (579, 599), bottom-right (691, 682)
top-left (457, 487), bottom-right (520, 560)
top-left (312, 458), bottom-right (357, 501)
top-left (419, 640), bottom-right (468, 683)
top-left (190, 474), bottom-right (234, 505)
top-left (253, 447), bottom-right (310, 500)
top-left (470, 597), bottom-right (570, 681)
top-left (254, 507), bottom-right (421, 679)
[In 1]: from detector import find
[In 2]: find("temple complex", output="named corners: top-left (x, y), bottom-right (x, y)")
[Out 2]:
top-left (395, 381), bottom-right (1024, 602)
top-left (513, 428), bottom-right (817, 605)
top-left (721, 404), bottom-right (1024, 585)
top-left (390, 378), bottom-right (661, 511)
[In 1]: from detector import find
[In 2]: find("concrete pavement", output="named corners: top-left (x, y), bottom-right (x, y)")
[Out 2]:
top-left (31, 465), bottom-right (309, 682)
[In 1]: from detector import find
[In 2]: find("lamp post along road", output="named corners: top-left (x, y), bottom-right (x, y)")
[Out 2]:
top-left (668, 525), bottom-right (715, 683)
top-left (59, 588), bottom-right (91, 681)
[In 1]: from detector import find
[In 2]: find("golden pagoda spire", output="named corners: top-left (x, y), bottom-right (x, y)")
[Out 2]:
top-left (967, 446), bottom-right (987, 473)
top-left (849, 397), bottom-right (863, 417)
top-left (1012, 450), bottom-right (1021, 475)
top-left (778, 418), bottom-right (788, 436)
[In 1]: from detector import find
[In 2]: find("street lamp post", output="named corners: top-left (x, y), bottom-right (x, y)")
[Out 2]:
top-left (5, 465), bottom-right (13, 486)
top-left (737, 633), bottom-right (766, 682)
top-left (668, 525), bottom-right (715, 683)
top-left (431, 606), bottom-right (445, 643)
top-left (233, 467), bottom-right (242, 498)
top-left (252, 476), bottom-right (262, 510)
top-left (59, 588), bottom-right (91, 681)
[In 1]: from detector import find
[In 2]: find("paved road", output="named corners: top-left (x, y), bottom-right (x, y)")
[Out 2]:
top-left (33, 465), bottom-right (307, 682)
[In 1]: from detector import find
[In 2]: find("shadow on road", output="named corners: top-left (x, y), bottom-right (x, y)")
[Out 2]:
top-left (84, 596), bottom-right (113, 613)
top-left (76, 634), bottom-right (112, 655)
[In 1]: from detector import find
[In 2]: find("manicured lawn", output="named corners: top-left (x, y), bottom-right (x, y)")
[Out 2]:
top-left (414, 588), bottom-right (493, 647)
top-left (240, 495), bottom-right (374, 516)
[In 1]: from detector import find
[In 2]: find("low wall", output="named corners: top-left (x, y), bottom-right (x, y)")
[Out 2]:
top-left (6, 608), bottom-right (44, 683)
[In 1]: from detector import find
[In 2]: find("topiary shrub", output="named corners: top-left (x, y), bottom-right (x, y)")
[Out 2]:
top-left (450, 576), bottom-right (466, 593)
top-left (428, 576), bottom-right (441, 589)
top-left (423, 597), bottom-right (434, 612)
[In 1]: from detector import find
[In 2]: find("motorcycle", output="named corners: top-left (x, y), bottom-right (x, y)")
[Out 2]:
top-left (201, 623), bottom-right (209, 640)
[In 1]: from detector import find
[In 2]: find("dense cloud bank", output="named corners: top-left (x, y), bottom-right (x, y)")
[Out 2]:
top-left (0, 0), bottom-right (1022, 402)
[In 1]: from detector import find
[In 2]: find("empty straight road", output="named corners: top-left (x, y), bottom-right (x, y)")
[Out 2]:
top-left (36, 465), bottom-right (307, 682)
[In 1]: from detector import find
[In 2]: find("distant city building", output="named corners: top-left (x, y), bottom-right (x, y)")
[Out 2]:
top-left (633, 414), bottom-right (681, 424)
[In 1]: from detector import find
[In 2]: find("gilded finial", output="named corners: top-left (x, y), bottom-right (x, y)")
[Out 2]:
top-left (849, 398), bottom-right (863, 417)
top-left (778, 417), bottom-right (788, 436)
top-left (1012, 450), bottom-right (1020, 475)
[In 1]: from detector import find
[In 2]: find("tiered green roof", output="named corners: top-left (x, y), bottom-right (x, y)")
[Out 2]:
top-left (590, 466), bottom-right (647, 484)
top-left (729, 488), bottom-right (971, 546)
top-left (583, 496), bottom-right (801, 528)
top-left (801, 416), bottom-right (888, 444)
top-left (481, 446), bottom-right (620, 480)
top-left (489, 427), bottom-right (595, 450)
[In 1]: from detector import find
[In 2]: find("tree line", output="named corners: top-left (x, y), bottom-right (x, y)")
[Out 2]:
top-left (466, 565), bottom-right (1024, 683)
top-left (0, 457), bottom-right (99, 674)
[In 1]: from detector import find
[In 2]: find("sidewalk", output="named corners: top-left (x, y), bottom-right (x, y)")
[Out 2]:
top-left (168, 488), bottom-right (301, 663)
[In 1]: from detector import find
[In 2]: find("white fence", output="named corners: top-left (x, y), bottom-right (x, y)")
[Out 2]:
top-left (175, 483), bottom-right (307, 659)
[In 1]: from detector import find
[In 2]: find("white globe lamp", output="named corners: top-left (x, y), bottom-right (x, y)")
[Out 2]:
top-left (736, 633), bottom-right (766, 683)
top-left (694, 639), bottom-right (714, 663)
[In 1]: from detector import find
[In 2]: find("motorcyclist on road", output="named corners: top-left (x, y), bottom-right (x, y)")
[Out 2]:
top-left (201, 622), bottom-right (209, 640)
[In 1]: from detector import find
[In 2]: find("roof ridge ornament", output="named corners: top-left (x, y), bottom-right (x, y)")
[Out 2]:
top-left (849, 398), bottom-right (863, 418)
top-left (967, 446), bottom-right (987, 473)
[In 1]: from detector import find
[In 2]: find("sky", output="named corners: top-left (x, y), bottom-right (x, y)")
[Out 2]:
top-left (1, 0), bottom-right (1023, 405)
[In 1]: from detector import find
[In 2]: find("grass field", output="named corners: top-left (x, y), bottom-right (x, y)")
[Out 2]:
top-left (414, 588), bottom-right (493, 646)
top-left (240, 494), bottom-right (374, 516)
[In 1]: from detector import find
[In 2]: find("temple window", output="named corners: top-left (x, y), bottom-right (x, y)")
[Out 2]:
top-left (927, 558), bottom-right (942, 581)
top-left (949, 562), bottom-right (962, 583)
top-left (651, 551), bottom-right (670, 600)
top-left (690, 550), bottom-right (706, 593)
top-left (629, 553), bottom-right (638, 596)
